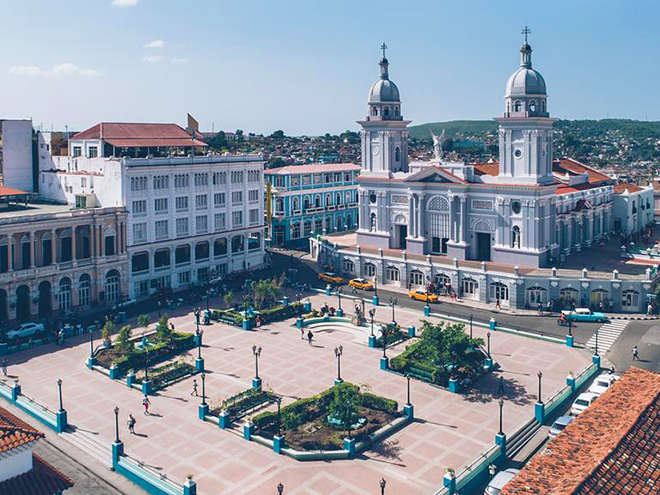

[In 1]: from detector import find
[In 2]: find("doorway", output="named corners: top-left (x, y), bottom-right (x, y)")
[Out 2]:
top-left (476, 233), bottom-right (491, 261)
top-left (395, 225), bottom-right (407, 249)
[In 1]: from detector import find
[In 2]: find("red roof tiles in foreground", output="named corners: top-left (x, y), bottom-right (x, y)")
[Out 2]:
top-left (501, 367), bottom-right (660, 495)
top-left (0, 455), bottom-right (74, 495)
top-left (0, 406), bottom-right (43, 454)
top-left (72, 122), bottom-right (207, 147)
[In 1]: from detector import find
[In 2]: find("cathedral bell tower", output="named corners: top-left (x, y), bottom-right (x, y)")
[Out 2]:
top-left (358, 44), bottom-right (411, 177)
top-left (494, 28), bottom-right (556, 185)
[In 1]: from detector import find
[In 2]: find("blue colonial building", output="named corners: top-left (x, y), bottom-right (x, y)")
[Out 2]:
top-left (265, 163), bottom-right (361, 247)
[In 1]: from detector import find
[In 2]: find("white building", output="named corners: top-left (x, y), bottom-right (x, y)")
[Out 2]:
top-left (39, 122), bottom-right (266, 299)
top-left (0, 119), bottom-right (34, 193)
top-left (612, 183), bottom-right (654, 235)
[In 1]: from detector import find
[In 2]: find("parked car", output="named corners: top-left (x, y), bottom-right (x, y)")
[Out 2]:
top-left (408, 289), bottom-right (439, 303)
top-left (6, 322), bottom-right (45, 341)
top-left (484, 468), bottom-right (520, 495)
top-left (570, 392), bottom-right (598, 415)
top-left (587, 374), bottom-right (620, 397)
top-left (548, 415), bottom-right (575, 439)
top-left (561, 308), bottom-right (608, 323)
top-left (348, 278), bottom-right (374, 290)
top-left (318, 272), bottom-right (345, 284)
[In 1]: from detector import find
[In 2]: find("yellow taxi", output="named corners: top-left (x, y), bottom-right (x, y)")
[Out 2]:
top-left (408, 289), bottom-right (439, 303)
top-left (318, 272), bottom-right (345, 285)
top-left (348, 278), bottom-right (374, 291)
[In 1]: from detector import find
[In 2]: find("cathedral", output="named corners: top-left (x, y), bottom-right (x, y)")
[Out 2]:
top-left (310, 35), bottom-right (654, 313)
top-left (356, 38), bottom-right (612, 269)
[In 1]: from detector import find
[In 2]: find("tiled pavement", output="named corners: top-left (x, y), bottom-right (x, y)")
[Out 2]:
top-left (0, 294), bottom-right (591, 495)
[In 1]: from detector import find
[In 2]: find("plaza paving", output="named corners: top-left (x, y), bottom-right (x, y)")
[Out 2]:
top-left (0, 293), bottom-right (591, 494)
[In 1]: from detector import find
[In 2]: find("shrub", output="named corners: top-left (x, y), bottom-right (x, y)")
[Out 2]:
top-left (102, 321), bottom-right (115, 347)
top-left (360, 393), bottom-right (397, 414)
top-left (137, 314), bottom-right (150, 331)
top-left (116, 325), bottom-right (134, 354)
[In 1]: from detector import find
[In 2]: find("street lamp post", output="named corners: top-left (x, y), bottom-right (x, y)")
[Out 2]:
top-left (144, 351), bottom-right (149, 381)
top-left (114, 406), bottom-right (120, 443)
top-left (337, 287), bottom-right (342, 312)
top-left (537, 370), bottom-right (543, 403)
top-left (381, 326), bottom-right (388, 358)
top-left (334, 345), bottom-right (343, 382)
top-left (201, 372), bottom-right (206, 406)
top-left (595, 327), bottom-right (599, 356)
top-left (388, 297), bottom-right (397, 326)
top-left (568, 319), bottom-right (573, 337)
top-left (380, 478), bottom-right (386, 495)
top-left (369, 308), bottom-right (376, 336)
top-left (197, 334), bottom-right (203, 360)
top-left (498, 398), bottom-right (504, 435)
top-left (158, 300), bottom-right (162, 318)
top-left (276, 396), bottom-right (282, 436)
top-left (487, 331), bottom-right (491, 358)
top-left (57, 379), bottom-right (63, 412)
top-left (89, 327), bottom-right (94, 356)
top-left (253, 345), bottom-right (262, 380)
top-left (469, 314), bottom-right (473, 339)
top-left (206, 288), bottom-right (210, 312)
top-left (406, 373), bottom-right (411, 406)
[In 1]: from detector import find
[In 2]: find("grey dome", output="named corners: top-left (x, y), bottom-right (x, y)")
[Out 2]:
top-left (369, 78), bottom-right (400, 103)
top-left (506, 67), bottom-right (546, 96)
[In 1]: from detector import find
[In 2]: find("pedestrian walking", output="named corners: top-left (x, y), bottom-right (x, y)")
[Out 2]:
top-left (300, 327), bottom-right (305, 340)
top-left (142, 395), bottom-right (151, 415)
top-left (127, 414), bottom-right (136, 434)
top-left (648, 303), bottom-right (653, 316)
top-left (633, 346), bottom-right (639, 361)
top-left (497, 376), bottom-right (505, 396)
top-left (191, 379), bottom-right (198, 397)
top-left (495, 299), bottom-right (501, 310)
top-left (307, 330), bottom-right (313, 346)
top-left (256, 316), bottom-right (262, 329)
top-left (537, 302), bottom-right (543, 315)
top-left (1, 358), bottom-right (7, 377)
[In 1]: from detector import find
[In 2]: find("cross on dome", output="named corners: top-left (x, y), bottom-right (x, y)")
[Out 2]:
top-left (380, 42), bottom-right (388, 60)
top-left (521, 26), bottom-right (531, 44)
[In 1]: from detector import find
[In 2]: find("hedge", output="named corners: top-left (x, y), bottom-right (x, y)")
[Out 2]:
top-left (100, 332), bottom-right (195, 374)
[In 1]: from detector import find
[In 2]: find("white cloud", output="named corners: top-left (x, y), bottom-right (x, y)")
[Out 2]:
top-left (143, 55), bottom-right (166, 64)
top-left (9, 63), bottom-right (104, 78)
top-left (111, 0), bottom-right (138, 6)
top-left (144, 40), bottom-right (164, 49)
top-left (170, 58), bottom-right (187, 65)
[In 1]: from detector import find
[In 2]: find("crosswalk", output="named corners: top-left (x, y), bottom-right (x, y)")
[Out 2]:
top-left (586, 320), bottom-right (629, 355)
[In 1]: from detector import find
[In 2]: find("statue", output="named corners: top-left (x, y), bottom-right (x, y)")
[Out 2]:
top-left (431, 129), bottom-right (446, 161)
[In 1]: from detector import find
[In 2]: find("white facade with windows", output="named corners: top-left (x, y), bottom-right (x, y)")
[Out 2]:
top-left (39, 154), bottom-right (266, 299)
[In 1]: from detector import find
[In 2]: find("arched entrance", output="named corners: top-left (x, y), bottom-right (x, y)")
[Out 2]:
top-left (16, 285), bottom-right (31, 322)
top-left (38, 281), bottom-right (52, 318)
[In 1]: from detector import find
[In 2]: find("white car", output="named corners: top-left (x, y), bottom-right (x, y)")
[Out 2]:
top-left (484, 468), bottom-right (519, 495)
top-left (570, 392), bottom-right (598, 415)
top-left (587, 374), bottom-right (619, 397)
top-left (6, 322), bottom-right (45, 340)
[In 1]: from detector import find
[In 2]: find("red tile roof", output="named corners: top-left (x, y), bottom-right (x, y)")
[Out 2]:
top-left (0, 186), bottom-right (29, 197)
top-left (266, 163), bottom-right (360, 174)
top-left (501, 367), bottom-right (660, 495)
top-left (72, 122), bottom-right (207, 147)
top-left (473, 162), bottom-right (499, 177)
top-left (554, 158), bottom-right (613, 185)
top-left (613, 182), bottom-right (643, 194)
top-left (0, 454), bottom-right (74, 495)
top-left (0, 406), bottom-right (43, 454)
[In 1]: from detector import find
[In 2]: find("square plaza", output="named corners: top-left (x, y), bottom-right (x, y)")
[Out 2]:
top-left (0, 293), bottom-right (591, 494)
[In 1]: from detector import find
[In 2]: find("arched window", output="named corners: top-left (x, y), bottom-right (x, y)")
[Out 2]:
top-left (345, 191), bottom-right (351, 204)
top-left (514, 100), bottom-right (521, 112)
top-left (394, 106), bottom-right (400, 116)
top-left (383, 107), bottom-right (390, 117)
top-left (386, 266), bottom-right (400, 282)
top-left (540, 100), bottom-right (545, 112)
top-left (529, 100), bottom-right (536, 113)
top-left (315, 195), bottom-right (321, 208)
top-left (324, 217), bottom-right (332, 233)
top-left (372, 107), bottom-right (378, 117)
top-left (462, 278), bottom-right (478, 299)
top-left (342, 259), bottom-right (355, 273)
top-left (105, 270), bottom-right (120, 305)
top-left (292, 197), bottom-right (299, 212)
top-left (434, 274), bottom-right (451, 288)
top-left (560, 288), bottom-right (578, 308)
top-left (303, 197), bottom-right (310, 210)
top-left (275, 198), bottom-right (284, 213)
top-left (346, 213), bottom-right (352, 229)
top-left (395, 147), bottom-right (400, 162)
top-left (364, 262), bottom-right (376, 277)
top-left (622, 290), bottom-right (639, 309)
top-left (409, 270), bottom-right (424, 286)
top-left (78, 274), bottom-right (91, 307)
top-left (336, 192), bottom-right (342, 205)
top-left (231, 235), bottom-right (244, 253)
top-left (59, 278), bottom-right (72, 311)
top-left (526, 287), bottom-right (546, 305)
top-left (325, 193), bottom-right (332, 206)
top-left (511, 226), bottom-right (521, 248)
top-left (490, 282), bottom-right (509, 302)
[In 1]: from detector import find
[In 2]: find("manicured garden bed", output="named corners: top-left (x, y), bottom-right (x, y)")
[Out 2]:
top-left (389, 321), bottom-right (487, 388)
top-left (210, 388), bottom-right (279, 420)
top-left (135, 360), bottom-right (196, 391)
top-left (253, 382), bottom-right (399, 451)
top-left (212, 303), bottom-right (305, 326)
top-left (373, 328), bottom-right (410, 348)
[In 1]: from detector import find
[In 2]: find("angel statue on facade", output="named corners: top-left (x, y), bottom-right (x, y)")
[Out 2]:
top-left (431, 129), bottom-right (446, 161)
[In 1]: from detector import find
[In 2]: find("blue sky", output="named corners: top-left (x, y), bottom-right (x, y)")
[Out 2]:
top-left (1, 0), bottom-right (658, 135)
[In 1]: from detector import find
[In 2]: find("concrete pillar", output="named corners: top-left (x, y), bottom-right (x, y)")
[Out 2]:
top-left (71, 226), bottom-right (77, 261)
top-left (408, 193), bottom-right (415, 238)
top-left (460, 197), bottom-right (467, 243)
top-left (29, 232), bottom-right (35, 268)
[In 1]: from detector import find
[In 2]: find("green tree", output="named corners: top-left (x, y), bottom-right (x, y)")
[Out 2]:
top-left (329, 383), bottom-right (360, 438)
top-left (102, 320), bottom-right (115, 347)
top-left (416, 322), bottom-right (485, 378)
top-left (269, 130), bottom-right (285, 139)
top-left (223, 291), bottom-right (235, 309)
top-left (137, 314), bottom-right (150, 332)
top-left (155, 315), bottom-right (173, 346)
top-left (266, 157), bottom-right (286, 169)
top-left (253, 279), bottom-right (281, 309)
top-left (117, 325), bottom-right (134, 354)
